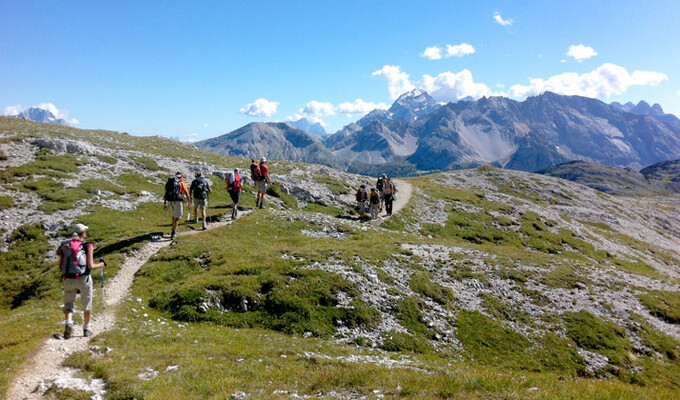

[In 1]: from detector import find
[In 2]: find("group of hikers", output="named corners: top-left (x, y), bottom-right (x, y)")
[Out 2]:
top-left (162, 157), bottom-right (271, 239)
top-left (355, 173), bottom-right (397, 220)
top-left (57, 159), bottom-right (396, 340)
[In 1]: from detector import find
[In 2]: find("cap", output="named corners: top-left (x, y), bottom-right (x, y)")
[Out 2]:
top-left (73, 223), bottom-right (88, 235)
top-left (234, 168), bottom-right (240, 173)
top-left (196, 171), bottom-right (203, 177)
top-left (260, 157), bottom-right (267, 163)
top-left (175, 171), bottom-right (183, 178)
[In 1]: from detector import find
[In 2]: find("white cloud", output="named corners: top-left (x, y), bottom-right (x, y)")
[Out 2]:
top-left (567, 44), bottom-right (597, 62)
top-left (421, 46), bottom-right (443, 60)
top-left (421, 70), bottom-right (493, 102)
top-left (240, 98), bottom-right (279, 118)
top-left (182, 133), bottom-right (200, 144)
top-left (372, 65), bottom-right (416, 100)
top-left (203, 123), bottom-right (210, 128)
top-left (508, 63), bottom-right (668, 99)
top-left (446, 43), bottom-right (475, 58)
top-left (287, 99), bottom-right (389, 126)
top-left (421, 43), bottom-right (475, 61)
top-left (493, 12), bottom-right (513, 26)
top-left (300, 101), bottom-right (336, 117)
top-left (336, 99), bottom-right (389, 115)
top-left (4, 102), bottom-right (79, 125)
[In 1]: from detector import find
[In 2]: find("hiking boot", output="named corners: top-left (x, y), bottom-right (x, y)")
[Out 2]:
top-left (193, 217), bottom-right (198, 224)
top-left (64, 323), bottom-right (73, 340)
top-left (83, 328), bottom-right (93, 337)
top-left (202, 221), bottom-right (207, 230)
top-left (170, 229), bottom-right (176, 240)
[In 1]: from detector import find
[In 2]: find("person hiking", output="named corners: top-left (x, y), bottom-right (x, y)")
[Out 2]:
top-left (190, 171), bottom-right (211, 230)
top-left (252, 157), bottom-right (271, 209)
top-left (376, 174), bottom-right (387, 211)
top-left (383, 177), bottom-right (396, 216)
top-left (57, 223), bottom-right (105, 339)
top-left (369, 187), bottom-right (381, 220)
top-left (227, 167), bottom-right (243, 220)
top-left (163, 171), bottom-right (191, 239)
top-left (355, 184), bottom-right (368, 218)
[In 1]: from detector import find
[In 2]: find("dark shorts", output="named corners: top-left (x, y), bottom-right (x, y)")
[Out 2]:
top-left (229, 191), bottom-right (240, 204)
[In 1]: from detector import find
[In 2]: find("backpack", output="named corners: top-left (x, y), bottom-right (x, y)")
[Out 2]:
top-left (164, 177), bottom-right (181, 201)
top-left (191, 177), bottom-right (209, 200)
top-left (355, 188), bottom-right (365, 202)
top-left (376, 177), bottom-right (385, 191)
top-left (228, 173), bottom-right (242, 193)
top-left (370, 192), bottom-right (380, 205)
top-left (59, 238), bottom-right (89, 279)
top-left (384, 182), bottom-right (394, 195)
top-left (250, 162), bottom-right (262, 182)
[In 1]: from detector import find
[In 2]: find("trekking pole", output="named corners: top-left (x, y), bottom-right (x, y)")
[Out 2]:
top-left (99, 257), bottom-right (107, 314)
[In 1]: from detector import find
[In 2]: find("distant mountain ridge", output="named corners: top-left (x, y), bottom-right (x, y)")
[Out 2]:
top-left (287, 118), bottom-right (327, 137)
top-left (199, 91), bottom-right (680, 176)
top-left (7, 107), bottom-right (72, 126)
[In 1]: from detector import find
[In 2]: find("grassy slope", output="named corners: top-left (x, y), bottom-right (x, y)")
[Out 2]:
top-left (2, 118), bottom-right (680, 398)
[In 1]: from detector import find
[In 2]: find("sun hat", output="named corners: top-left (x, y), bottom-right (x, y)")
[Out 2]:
top-left (260, 157), bottom-right (267, 163)
top-left (73, 223), bottom-right (88, 235)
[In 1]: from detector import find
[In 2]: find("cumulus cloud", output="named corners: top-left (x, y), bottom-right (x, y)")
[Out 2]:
top-left (421, 70), bottom-right (493, 102)
top-left (372, 65), bottom-right (416, 100)
top-left (240, 98), bottom-right (279, 118)
top-left (287, 99), bottom-right (389, 126)
top-left (446, 43), bottom-right (475, 57)
top-left (421, 46), bottom-right (443, 60)
top-left (567, 44), bottom-right (597, 62)
top-left (336, 99), bottom-right (389, 115)
top-left (421, 43), bottom-right (475, 60)
top-left (493, 12), bottom-right (513, 26)
top-left (508, 63), bottom-right (668, 99)
top-left (4, 102), bottom-right (79, 124)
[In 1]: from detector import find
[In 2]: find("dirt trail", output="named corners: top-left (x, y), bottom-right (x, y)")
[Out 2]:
top-left (7, 183), bottom-right (415, 399)
top-left (391, 179), bottom-right (412, 215)
top-left (7, 210), bottom-right (250, 400)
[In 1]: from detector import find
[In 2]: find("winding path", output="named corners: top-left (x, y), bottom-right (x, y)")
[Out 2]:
top-left (8, 181), bottom-right (414, 399)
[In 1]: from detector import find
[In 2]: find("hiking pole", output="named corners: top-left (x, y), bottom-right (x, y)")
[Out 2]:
top-left (99, 257), bottom-right (107, 314)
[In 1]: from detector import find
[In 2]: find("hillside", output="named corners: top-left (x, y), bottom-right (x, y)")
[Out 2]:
top-left (2, 117), bottom-right (680, 399)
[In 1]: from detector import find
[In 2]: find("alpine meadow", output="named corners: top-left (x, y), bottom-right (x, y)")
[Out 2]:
top-left (2, 116), bottom-right (680, 399)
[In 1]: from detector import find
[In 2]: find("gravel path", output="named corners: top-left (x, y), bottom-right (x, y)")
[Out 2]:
top-left (7, 210), bottom-right (250, 400)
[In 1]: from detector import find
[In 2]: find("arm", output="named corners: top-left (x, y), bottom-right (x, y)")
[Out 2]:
top-left (86, 244), bottom-right (105, 271)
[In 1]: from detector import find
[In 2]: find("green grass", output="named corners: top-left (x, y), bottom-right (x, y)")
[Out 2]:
top-left (313, 175), bottom-right (349, 196)
top-left (637, 290), bottom-right (680, 324)
top-left (409, 272), bottom-right (454, 305)
top-left (0, 195), bottom-right (13, 210)
top-left (564, 310), bottom-right (632, 366)
top-left (266, 182), bottom-right (298, 209)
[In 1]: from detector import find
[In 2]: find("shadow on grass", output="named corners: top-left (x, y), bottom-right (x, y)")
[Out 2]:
top-left (93, 233), bottom-right (164, 257)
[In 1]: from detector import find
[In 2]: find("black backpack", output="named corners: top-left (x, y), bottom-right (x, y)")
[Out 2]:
top-left (191, 178), bottom-right (209, 200)
top-left (164, 177), bottom-right (181, 201)
top-left (59, 238), bottom-right (90, 279)
top-left (376, 177), bottom-right (384, 191)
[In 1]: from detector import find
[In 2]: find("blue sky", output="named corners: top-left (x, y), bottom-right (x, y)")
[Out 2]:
top-left (1, 1), bottom-right (679, 141)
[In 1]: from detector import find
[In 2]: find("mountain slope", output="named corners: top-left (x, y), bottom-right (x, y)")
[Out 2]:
top-left (3, 117), bottom-right (680, 398)
top-left (195, 122), bottom-right (337, 166)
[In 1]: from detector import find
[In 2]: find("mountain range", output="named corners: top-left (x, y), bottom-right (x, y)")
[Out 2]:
top-left (196, 91), bottom-right (680, 176)
top-left (6, 107), bottom-right (72, 126)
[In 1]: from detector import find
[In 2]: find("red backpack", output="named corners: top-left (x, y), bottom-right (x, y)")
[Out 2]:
top-left (228, 173), bottom-right (242, 193)
top-left (250, 162), bottom-right (262, 182)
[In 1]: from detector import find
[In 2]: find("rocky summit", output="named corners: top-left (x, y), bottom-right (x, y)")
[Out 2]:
top-left (2, 117), bottom-right (680, 399)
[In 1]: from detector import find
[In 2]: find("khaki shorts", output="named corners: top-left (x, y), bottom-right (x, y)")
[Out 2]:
top-left (64, 274), bottom-right (93, 312)
top-left (194, 198), bottom-right (208, 209)
top-left (168, 201), bottom-right (183, 218)
top-left (255, 180), bottom-right (268, 192)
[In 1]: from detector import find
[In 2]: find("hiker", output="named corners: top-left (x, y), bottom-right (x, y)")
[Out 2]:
top-left (369, 187), bottom-right (381, 220)
top-left (355, 184), bottom-right (368, 217)
top-left (376, 174), bottom-right (387, 211)
top-left (227, 168), bottom-right (243, 220)
top-left (163, 171), bottom-right (191, 239)
top-left (384, 177), bottom-right (396, 216)
top-left (190, 171), bottom-right (212, 230)
top-left (57, 223), bottom-right (105, 339)
top-left (251, 157), bottom-right (271, 209)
